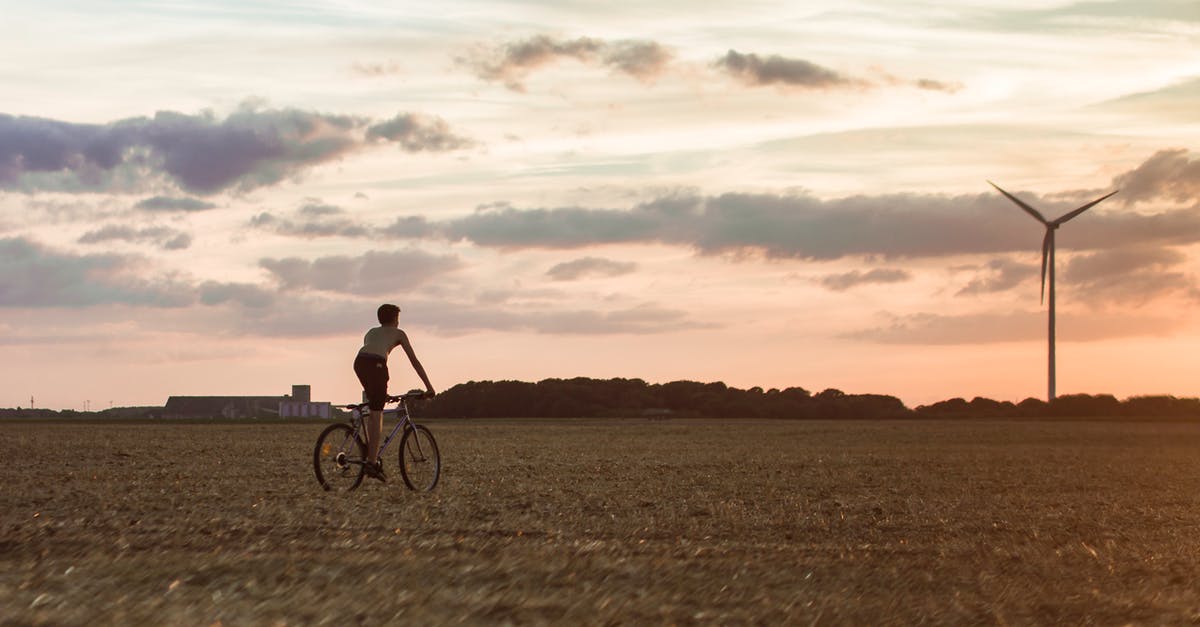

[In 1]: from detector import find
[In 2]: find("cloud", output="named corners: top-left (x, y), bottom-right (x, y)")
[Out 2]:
top-left (380, 215), bottom-right (436, 239)
top-left (366, 113), bottom-right (473, 151)
top-left (715, 50), bottom-right (857, 89)
top-left (0, 236), bottom-right (189, 307)
top-left (197, 281), bottom-right (276, 309)
top-left (1064, 246), bottom-right (1185, 283)
top-left (78, 225), bottom-right (193, 250)
top-left (601, 40), bottom-right (673, 81)
top-left (134, 196), bottom-right (218, 212)
top-left (0, 106), bottom-right (473, 195)
top-left (957, 257), bottom-right (1038, 295)
top-left (389, 189), bottom-right (1200, 260)
top-left (717, 50), bottom-right (963, 93)
top-left (250, 200), bottom-right (370, 238)
top-left (351, 61), bottom-right (402, 77)
top-left (847, 310), bottom-right (1181, 345)
top-left (1094, 77), bottom-right (1200, 122)
top-left (461, 35), bottom-right (673, 90)
top-left (546, 256), bottom-right (638, 281)
top-left (259, 248), bottom-right (462, 295)
top-left (958, 247), bottom-right (1196, 305)
top-left (297, 200), bottom-right (343, 217)
top-left (819, 268), bottom-right (911, 291)
top-left (913, 78), bottom-right (963, 93)
top-left (1062, 246), bottom-right (1195, 305)
top-left (0, 236), bottom-right (278, 310)
top-left (250, 149), bottom-right (1199, 261)
top-left (1112, 149), bottom-right (1200, 205)
top-left (405, 300), bottom-right (707, 336)
top-left (0, 236), bottom-right (701, 337)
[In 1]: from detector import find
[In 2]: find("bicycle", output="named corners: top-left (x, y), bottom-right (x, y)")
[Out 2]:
top-left (312, 389), bottom-right (441, 492)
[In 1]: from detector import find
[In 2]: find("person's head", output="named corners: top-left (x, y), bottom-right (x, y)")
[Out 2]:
top-left (377, 303), bottom-right (401, 326)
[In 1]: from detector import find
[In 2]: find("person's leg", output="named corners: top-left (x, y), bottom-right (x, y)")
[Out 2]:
top-left (354, 354), bottom-right (387, 476)
top-left (366, 410), bottom-right (383, 464)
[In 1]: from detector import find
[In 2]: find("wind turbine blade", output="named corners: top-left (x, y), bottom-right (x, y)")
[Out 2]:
top-left (1052, 189), bottom-right (1119, 225)
top-left (1040, 229), bottom-right (1051, 305)
top-left (988, 181), bottom-right (1049, 224)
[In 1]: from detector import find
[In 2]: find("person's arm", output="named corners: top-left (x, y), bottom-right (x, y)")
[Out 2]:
top-left (395, 330), bottom-right (435, 394)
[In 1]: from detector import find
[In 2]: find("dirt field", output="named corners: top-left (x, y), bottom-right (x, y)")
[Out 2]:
top-left (3, 418), bottom-right (1200, 625)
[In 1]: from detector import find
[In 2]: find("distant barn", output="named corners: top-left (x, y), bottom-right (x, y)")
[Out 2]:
top-left (164, 385), bottom-right (331, 419)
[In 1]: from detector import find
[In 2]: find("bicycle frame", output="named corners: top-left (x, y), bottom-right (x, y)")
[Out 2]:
top-left (339, 394), bottom-right (429, 465)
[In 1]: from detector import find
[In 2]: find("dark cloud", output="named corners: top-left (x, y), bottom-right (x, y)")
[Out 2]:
top-left (914, 78), bottom-right (964, 93)
top-left (0, 107), bottom-right (473, 195)
top-left (259, 248), bottom-right (462, 295)
top-left (78, 225), bottom-right (192, 250)
top-left (462, 35), bottom-right (673, 91)
top-left (847, 310), bottom-right (1181, 345)
top-left (718, 50), bottom-right (963, 93)
top-left (715, 50), bottom-right (856, 89)
top-left (601, 40), bottom-right (673, 80)
top-left (957, 258), bottom-right (1038, 295)
top-left (819, 268), bottom-right (911, 291)
top-left (366, 114), bottom-right (473, 152)
top-left (1112, 149), bottom-right (1200, 205)
top-left (546, 256), bottom-right (638, 281)
top-left (134, 196), bottom-right (218, 212)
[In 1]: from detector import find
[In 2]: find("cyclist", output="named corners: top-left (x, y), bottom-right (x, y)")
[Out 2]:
top-left (353, 303), bottom-right (435, 481)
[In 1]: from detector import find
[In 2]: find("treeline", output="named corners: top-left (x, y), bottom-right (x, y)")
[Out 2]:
top-left (424, 378), bottom-right (910, 419)
top-left (0, 406), bottom-right (162, 419)
top-left (421, 378), bottom-right (1200, 420)
top-left (5, 381), bottom-right (1200, 420)
top-left (914, 394), bottom-right (1200, 419)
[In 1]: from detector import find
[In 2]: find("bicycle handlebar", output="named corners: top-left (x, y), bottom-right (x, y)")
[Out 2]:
top-left (389, 389), bottom-right (434, 402)
top-left (341, 389), bottom-right (433, 410)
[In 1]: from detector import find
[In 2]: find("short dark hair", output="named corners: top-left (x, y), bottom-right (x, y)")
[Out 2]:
top-left (377, 303), bottom-right (400, 325)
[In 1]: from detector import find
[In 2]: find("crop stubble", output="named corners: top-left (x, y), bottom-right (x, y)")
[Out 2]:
top-left (2, 418), bottom-right (1200, 624)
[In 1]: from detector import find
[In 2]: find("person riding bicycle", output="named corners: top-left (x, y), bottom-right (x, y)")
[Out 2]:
top-left (354, 303), bottom-right (435, 481)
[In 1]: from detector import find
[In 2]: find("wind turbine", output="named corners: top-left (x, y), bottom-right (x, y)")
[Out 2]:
top-left (988, 182), bottom-right (1119, 401)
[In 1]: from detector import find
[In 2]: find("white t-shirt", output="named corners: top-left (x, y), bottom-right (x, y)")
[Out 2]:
top-left (360, 326), bottom-right (406, 358)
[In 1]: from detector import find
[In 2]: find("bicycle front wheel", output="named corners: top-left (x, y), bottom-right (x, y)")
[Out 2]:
top-left (398, 424), bottom-right (440, 491)
top-left (313, 423), bottom-right (366, 492)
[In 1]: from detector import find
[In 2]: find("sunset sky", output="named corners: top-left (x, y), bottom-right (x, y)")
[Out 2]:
top-left (2, 0), bottom-right (1198, 410)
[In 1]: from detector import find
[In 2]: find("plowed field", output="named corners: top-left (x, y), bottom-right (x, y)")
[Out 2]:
top-left (3, 419), bottom-right (1200, 624)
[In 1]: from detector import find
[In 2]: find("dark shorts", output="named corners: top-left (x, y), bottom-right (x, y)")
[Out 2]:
top-left (353, 353), bottom-right (389, 411)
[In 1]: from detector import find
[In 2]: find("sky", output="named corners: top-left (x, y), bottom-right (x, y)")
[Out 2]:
top-left (1, 0), bottom-right (1198, 410)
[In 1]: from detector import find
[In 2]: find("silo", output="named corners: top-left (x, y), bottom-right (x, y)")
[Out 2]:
top-left (292, 385), bottom-right (311, 403)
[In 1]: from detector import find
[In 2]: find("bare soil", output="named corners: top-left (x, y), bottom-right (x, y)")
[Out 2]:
top-left (2, 418), bottom-right (1200, 625)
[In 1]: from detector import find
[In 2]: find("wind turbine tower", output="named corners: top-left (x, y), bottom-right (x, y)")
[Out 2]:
top-left (988, 182), bottom-right (1118, 401)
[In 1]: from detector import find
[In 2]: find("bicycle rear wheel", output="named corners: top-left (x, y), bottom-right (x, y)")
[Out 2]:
top-left (313, 423), bottom-right (366, 491)
top-left (398, 424), bottom-right (440, 491)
